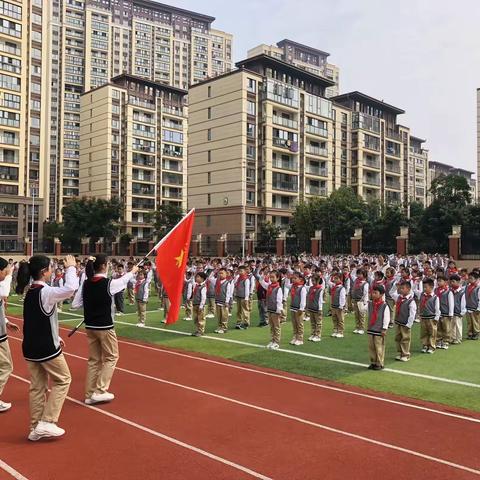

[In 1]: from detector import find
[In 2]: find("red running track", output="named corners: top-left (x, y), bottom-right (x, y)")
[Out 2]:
top-left (1, 323), bottom-right (480, 480)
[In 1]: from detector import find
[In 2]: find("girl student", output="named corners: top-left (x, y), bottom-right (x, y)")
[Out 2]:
top-left (17, 255), bottom-right (79, 441)
top-left (72, 255), bottom-right (138, 405)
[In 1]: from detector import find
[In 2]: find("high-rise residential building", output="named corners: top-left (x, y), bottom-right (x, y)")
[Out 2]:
top-left (247, 39), bottom-right (340, 98)
top-left (79, 73), bottom-right (187, 239)
top-left (46, 0), bottom-right (232, 223)
top-left (188, 56), bottom-right (428, 244)
top-left (428, 161), bottom-right (477, 204)
top-left (0, 0), bottom-right (47, 252)
top-left (477, 88), bottom-right (480, 202)
top-left (407, 136), bottom-right (428, 205)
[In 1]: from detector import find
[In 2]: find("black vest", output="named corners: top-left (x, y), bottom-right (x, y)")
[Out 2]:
top-left (83, 277), bottom-right (114, 330)
top-left (22, 286), bottom-right (62, 362)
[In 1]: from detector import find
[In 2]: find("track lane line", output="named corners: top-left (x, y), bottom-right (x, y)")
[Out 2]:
top-left (0, 460), bottom-right (29, 480)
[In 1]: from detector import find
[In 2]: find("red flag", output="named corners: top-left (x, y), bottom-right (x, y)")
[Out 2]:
top-left (155, 209), bottom-right (195, 325)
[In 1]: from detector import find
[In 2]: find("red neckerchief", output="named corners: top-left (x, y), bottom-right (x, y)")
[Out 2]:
top-left (91, 274), bottom-right (104, 283)
top-left (421, 292), bottom-right (432, 310)
top-left (342, 273), bottom-right (350, 281)
top-left (451, 285), bottom-right (461, 293)
top-left (134, 278), bottom-right (145, 293)
top-left (331, 282), bottom-right (342, 300)
top-left (236, 274), bottom-right (247, 287)
top-left (309, 284), bottom-right (322, 301)
top-left (370, 299), bottom-right (384, 326)
top-left (215, 278), bottom-right (223, 294)
top-left (267, 282), bottom-right (279, 297)
top-left (396, 295), bottom-right (407, 315)
top-left (354, 278), bottom-right (365, 289)
top-left (54, 274), bottom-right (63, 280)
top-left (370, 279), bottom-right (385, 294)
top-left (290, 281), bottom-right (303, 300)
top-left (435, 285), bottom-right (448, 298)
top-left (448, 268), bottom-right (458, 276)
top-left (467, 282), bottom-right (478, 298)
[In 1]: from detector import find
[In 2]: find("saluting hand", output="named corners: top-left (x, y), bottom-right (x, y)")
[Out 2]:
top-left (64, 255), bottom-right (76, 268)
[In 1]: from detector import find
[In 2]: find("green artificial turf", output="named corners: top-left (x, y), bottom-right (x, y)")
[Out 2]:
top-left (7, 294), bottom-right (480, 413)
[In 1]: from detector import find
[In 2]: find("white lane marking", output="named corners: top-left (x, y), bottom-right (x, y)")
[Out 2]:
top-left (7, 307), bottom-right (480, 423)
top-left (9, 367), bottom-right (480, 477)
top-left (0, 460), bottom-right (29, 480)
top-left (10, 374), bottom-right (271, 480)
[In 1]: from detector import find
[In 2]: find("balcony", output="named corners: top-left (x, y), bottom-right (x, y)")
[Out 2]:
top-left (132, 185), bottom-right (155, 196)
top-left (272, 115), bottom-right (298, 129)
top-left (162, 120), bottom-right (183, 130)
top-left (386, 130), bottom-right (402, 142)
top-left (305, 124), bottom-right (328, 138)
top-left (306, 185), bottom-right (327, 196)
top-left (385, 162), bottom-right (401, 174)
top-left (162, 161), bottom-right (182, 172)
top-left (163, 147), bottom-right (183, 158)
top-left (272, 181), bottom-right (298, 192)
top-left (386, 143), bottom-right (401, 158)
top-left (306, 145), bottom-right (328, 157)
top-left (306, 164), bottom-right (328, 177)
top-left (133, 154), bottom-right (155, 168)
top-left (352, 113), bottom-right (381, 134)
top-left (0, 135), bottom-right (19, 146)
top-left (385, 179), bottom-right (401, 190)
top-left (162, 173), bottom-right (183, 186)
top-left (364, 140), bottom-right (380, 152)
top-left (163, 189), bottom-right (182, 199)
top-left (163, 105), bottom-right (185, 117)
top-left (386, 191), bottom-right (402, 204)
top-left (363, 156), bottom-right (380, 169)
top-left (272, 157), bottom-right (297, 171)
top-left (363, 176), bottom-right (380, 186)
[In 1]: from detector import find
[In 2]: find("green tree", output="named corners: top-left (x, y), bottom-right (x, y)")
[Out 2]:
top-left (258, 221), bottom-right (281, 246)
top-left (151, 204), bottom-right (183, 239)
top-left (429, 174), bottom-right (471, 206)
top-left (43, 220), bottom-right (63, 240)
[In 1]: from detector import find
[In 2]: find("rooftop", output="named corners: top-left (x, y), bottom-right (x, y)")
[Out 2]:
top-left (276, 39), bottom-right (330, 58)
top-left (332, 91), bottom-right (405, 115)
top-left (410, 135), bottom-right (427, 144)
top-left (133, 0), bottom-right (215, 23)
top-left (429, 161), bottom-right (474, 176)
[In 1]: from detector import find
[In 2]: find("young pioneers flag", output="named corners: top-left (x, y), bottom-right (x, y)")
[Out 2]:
top-left (154, 209), bottom-right (195, 325)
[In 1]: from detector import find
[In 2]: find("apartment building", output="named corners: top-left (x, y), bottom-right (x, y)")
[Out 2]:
top-left (428, 161), bottom-right (477, 204)
top-left (46, 0), bottom-right (232, 222)
top-left (188, 53), bottom-right (351, 239)
top-left (247, 39), bottom-right (340, 98)
top-left (79, 74), bottom-right (187, 238)
top-left (407, 136), bottom-right (428, 205)
top-left (0, 0), bottom-right (48, 252)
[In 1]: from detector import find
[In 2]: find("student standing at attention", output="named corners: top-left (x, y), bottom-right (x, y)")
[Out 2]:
top-left (367, 285), bottom-right (390, 370)
top-left (330, 272), bottom-right (346, 338)
top-left (234, 266), bottom-right (251, 330)
top-left (214, 268), bottom-right (233, 334)
top-left (306, 274), bottom-right (324, 342)
top-left (191, 272), bottom-right (207, 337)
top-left (449, 274), bottom-right (466, 344)
top-left (465, 271), bottom-right (480, 340)
top-left (418, 278), bottom-right (441, 354)
top-left (351, 268), bottom-right (369, 335)
top-left (72, 255), bottom-right (138, 405)
top-left (289, 273), bottom-right (307, 346)
top-left (0, 258), bottom-right (19, 413)
top-left (17, 255), bottom-right (78, 441)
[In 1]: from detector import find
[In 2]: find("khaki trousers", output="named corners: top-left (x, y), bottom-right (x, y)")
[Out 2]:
top-left (27, 354), bottom-right (71, 429)
top-left (451, 315), bottom-right (463, 343)
top-left (331, 308), bottom-right (345, 334)
top-left (236, 298), bottom-right (250, 326)
top-left (185, 299), bottom-right (193, 318)
top-left (207, 297), bottom-right (215, 316)
top-left (353, 301), bottom-right (366, 330)
top-left (193, 305), bottom-right (206, 334)
top-left (346, 294), bottom-right (353, 312)
top-left (0, 340), bottom-right (13, 396)
top-left (309, 311), bottom-right (323, 337)
top-left (291, 310), bottom-right (305, 341)
top-left (368, 334), bottom-right (385, 367)
top-left (386, 299), bottom-right (395, 325)
top-left (466, 311), bottom-right (480, 336)
top-left (85, 329), bottom-right (119, 399)
top-left (395, 324), bottom-right (411, 358)
top-left (280, 300), bottom-right (287, 323)
top-left (437, 316), bottom-right (452, 344)
top-left (268, 313), bottom-right (281, 344)
top-left (137, 300), bottom-right (147, 324)
top-left (127, 286), bottom-right (135, 304)
top-left (216, 304), bottom-right (229, 330)
top-left (420, 318), bottom-right (438, 350)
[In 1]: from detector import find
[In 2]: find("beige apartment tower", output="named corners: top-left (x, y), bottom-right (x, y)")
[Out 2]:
top-left (80, 74), bottom-right (187, 239)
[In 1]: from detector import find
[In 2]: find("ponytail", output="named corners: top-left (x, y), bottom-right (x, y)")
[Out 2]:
top-left (86, 254), bottom-right (108, 279)
top-left (15, 255), bottom-right (50, 294)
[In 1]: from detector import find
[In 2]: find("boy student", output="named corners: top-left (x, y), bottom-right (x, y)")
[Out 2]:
top-left (351, 268), bottom-right (369, 335)
top-left (306, 274), bottom-right (324, 342)
top-left (234, 266), bottom-right (251, 330)
top-left (390, 280), bottom-right (417, 362)
top-left (384, 267), bottom-right (397, 328)
top-left (342, 266), bottom-right (351, 313)
top-left (256, 267), bottom-right (269, 327)
top-left (226, 269), bottom-right (235, 317)
top-left (465, 271), bottom-right (480, 340)
top-left (214, 268), bottom-right (233, 334)
top-left (330, 272), bottom-right (346, 338)
top-left (289, 272), bottom-right (307, 345)
top-left (205, 270), bottom-right (217, 319)
top-left (126, 262), bottom-right (136, 305)
top-left (449, 274), bottom-right (466, 344)
top-left (112, 264), bottom-right (126, 316)
top-left (418, 278), bottom-right (441, 353)
top-left (367, 285), bottom-right (390, 370)
top-left (183, 272), bottom-right (193, 321)
top-left (255, 269), bottom-right (284, 350)
top-left (134, 270), bottom-right (150, 327)
top-left (435, 275), bottom-right (454, 349)
top-left (191, 272), bottom-right (207, 337)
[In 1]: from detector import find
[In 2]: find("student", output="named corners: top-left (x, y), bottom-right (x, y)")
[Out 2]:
top-left (17, 255), bottom-right (78, 441)
top-left (435, 275), bottom-right (454, 349)
top-left (226, 269), bottom-right (235, 317)
top-left (126, 262), bottom-right (136, 305)
top-left (51, 268), bottom-right (65, 312)
top-left (384, 267), bottom-right (397, 328)
top-left (289, 272), bottom-right (307, 346)
top-left (256, 267), bottom-right (268, 327)
top-left (256, 269), bottom-right (284, 350)
top-left (72, 255), bottom-right (137, 405)
top-left (449, 274), bottom-right (466, 344)
top-left (214, 268), bottom-right (233, 334)
top-left (279, 268), bottom-right (290, 324)
top-left (351, 268), bottom-right (369, 335)
top-left (367, 285), bottom-right (390, 370)
top-left (112, 264), bottom-right (126, 316)
top-left (306, 274), bottom-right (324, 342)
top-left (134, 270), bottom-right (149, 327)
top-left (183, 272), bottom-right (194, 321)
top-left (390, 280), bottom-right (417, 362)
top-left (465, 271), bottom-right (480, 340)
top-left (205, 270), bottom-right (217, 319)
top-left (342, 266), bottom-right (351, 313)
top-left (234, 266), bottom-right (251, 330)
top-left (330, 273), bottom-right (346, 338)
top-left (0, 258), bottom-right (18, 413)
top-left (418, 278), bottom-right (441, 353)
top-left (192, 272), bottom-right (207, 337)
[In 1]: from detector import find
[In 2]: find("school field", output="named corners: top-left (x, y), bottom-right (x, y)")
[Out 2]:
top-left (6, 295), bottom-right (480, 414)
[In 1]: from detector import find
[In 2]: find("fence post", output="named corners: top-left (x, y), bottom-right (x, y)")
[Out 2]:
top-left (217, 233), bottom-right (226, 257)
top-left (190, 234), bottom-right (201, 257)
top-left (311, 230), bottom-right (322, 256)
top-left (54, 237), bottom-right (62, 257)
top-left (246, 232), bottom-right (255, 256)
top-left (128, 239), bottom-right (137, 258)
top-left (81, 237), bottom-right (89, 256)
top-left (396, 226), bottom-right (409, 256)
top-left (24, 237), bottom-right (32, 257)
top-left (95, 237), bottom-right (104, 254)
top-left (276, 232), bottom-right (286, 256)
top-left (448, 225), bottom-right (461, 260)
top-left (350, 228), bottom-right (362, 256)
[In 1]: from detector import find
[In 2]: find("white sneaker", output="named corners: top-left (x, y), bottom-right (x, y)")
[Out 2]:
top-left (293, 340), bottom-right (304, 346)
top-left (427, 348), bottom-right (434, 354)
top-left (0, 400), bottom-right (11, 412)
top-left (336, 333), bottom-right (344, 338)
top-left (414, 318), bottom-right (420, 323)
top-left (34, 421), bottom-right (65, 438)
top-left (289, 338), bottom-right (296, 345)
top-left (268, 342), bottom-right (279, 350)
top-left (90, 392), bottom-right (115, 403)
top-left (353, 329), bottom-right (359, 334)
top-left (308, 335), bottom-right (314, 341)
top-left (28, 429), bottom-right (42, 441)
top-left (399, 356), bottom-right (409, 362)
top-left (331, 332), bottom-right (338, 337)
top-left (357, 329), bottom-right (365, 335)
top-left (136, 322), bottom-right (145, 328)
top-left (311, 336), bottom-right (322, 342)
top-left (184, 317), bottom-right (192, 321)
top-left (266, 342), bottom-right (273, 349)
top-left (206, 314), bottom-right (215, 319)
top-left (228, 313), bottom-right (232, 317)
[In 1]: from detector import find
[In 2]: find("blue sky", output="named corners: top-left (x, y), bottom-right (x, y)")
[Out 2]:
top-left (173, 0), bottom-right (480, 172)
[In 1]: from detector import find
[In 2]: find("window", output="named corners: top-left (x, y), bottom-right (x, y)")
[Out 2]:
top-left (0, 220), bottom-right (17, 235)
top-left (162, 129), bottom-right (183, 144)
top-left (246, 123), bottom-right (255, 138)
top-left (0, 73), bottom-right (20, 91)
top-left (207, 128), bottom-right (211, 141)
top-left (246, 191), bottom-right (255, 205)
top-left (207, 193), bottom-right (211, 205)
top-left (247, 101), bottom-right (255, 116)
top-left (247, 78), bottom-right (256, 93)
top-left (207, 172), bottom-right (211, 184)
top-left (0, 1), bottom-right (22, 21)
top-left (207, 150), bottom-right (211, 162)
top-left (207, 85), bottom-right (211, 97)
top-left (207, 107), bottom-right (211, 119)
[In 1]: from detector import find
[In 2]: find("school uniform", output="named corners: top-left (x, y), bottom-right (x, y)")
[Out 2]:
top-left (234, 275), bottom-right (251, 328)
top-left (192, 282), bottom-right (207, 335)
top-left (418, 292), bottom-right (441, 351)
top-left (52, 275), bottom-right (65, 310)
top-left (465, 282), bottom-right (480, 339)
top-left (183, 278), bottom-right (193, 320)
top-left (391, 291), bottom-right (417, 360)
top-left (330, 283), bottom-right (346, 336)
top-left (290, 283), bottom-right (307, 342)
top-left (450, 286), bottom-right (466, 344)
top-left (0, 275), bottom-right (13, 400)
top-left (23, 266), bottom-right (78, 430)
top-left (384, 276), bottom-right (397, 327)
top-left (214, 278), bottom-right (233, 331)
top-left (135, 277), bottom-right (149, 325)
top-left (71, 270), bottom-right (134, 401)
top-left (112, 272), bottom-right (125, 314)
top-left (351, 278), bottom-right (369, 332)
top-left (342, 274), bottom-right (351, 312)
top-left (256, 277), bottom-right (268, 326)
top-left (435, 286), bottom-right (454, 347)
top-left (367, 300), bottom-right (390, 368)
top-left (256, 278), bottom-right (283, 346)
top-left (206, 273), bottom-right (217, 318)
top-left (127, 272), bottom-right (136, 305)
top-left (306, 284), bottom-right (324, 340)
top-left (280, 277), bottom-right (290, 323)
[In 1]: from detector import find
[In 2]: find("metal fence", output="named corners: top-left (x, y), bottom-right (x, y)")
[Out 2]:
top-left (461, 226), bottom-right (480, 259)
